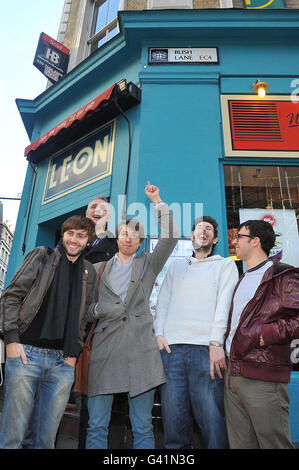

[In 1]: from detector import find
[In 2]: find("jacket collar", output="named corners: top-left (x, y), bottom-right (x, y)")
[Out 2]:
top-left (100, 253), bottom-right (147, 306)
top-left (261, 259), bottom-right (297, 282)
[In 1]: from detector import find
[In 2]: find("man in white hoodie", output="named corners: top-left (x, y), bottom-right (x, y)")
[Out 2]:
top-left (155, 216), bottom-right (239, 449)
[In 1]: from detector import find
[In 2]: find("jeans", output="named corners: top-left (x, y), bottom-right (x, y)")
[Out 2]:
top-left (160, 344), bottom-right (229, 449)
top-left (86, 388), bottom-right (156, 449)
top-left (0, 344), bottom-right (75, 449)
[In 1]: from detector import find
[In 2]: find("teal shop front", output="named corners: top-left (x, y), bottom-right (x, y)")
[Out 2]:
top-left (8, 9), bottom-right (299, 445)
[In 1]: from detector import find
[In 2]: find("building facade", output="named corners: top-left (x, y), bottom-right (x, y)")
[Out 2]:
top-left (7, 3), bottom-right (299, 444)
top-left (0, 203), bottom-right (13, 295)
top-left (58, 0), bottom-right (299, 73)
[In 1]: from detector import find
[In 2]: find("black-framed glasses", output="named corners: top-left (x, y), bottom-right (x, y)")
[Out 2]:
top-left (234, 234), bottom-right (254, 241)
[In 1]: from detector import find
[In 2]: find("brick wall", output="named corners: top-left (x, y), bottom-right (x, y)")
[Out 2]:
top-left (194, 0), bottom-right (220, 7)
top-left (285, 0), bottom-right (299, 7)
top-left (57, 0), bottom-right (81, 50)
top-left (126, 0), bottom-right (148, 9)
top-left (233, 0), bottom-right (244, 8)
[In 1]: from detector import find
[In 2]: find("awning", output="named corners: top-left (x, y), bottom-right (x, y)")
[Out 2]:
top-left (25, 80), bottom-right (141, 163)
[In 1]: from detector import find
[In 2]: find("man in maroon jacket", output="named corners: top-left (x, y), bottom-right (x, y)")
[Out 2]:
top-left (224, 219), bottom-right (299, 449)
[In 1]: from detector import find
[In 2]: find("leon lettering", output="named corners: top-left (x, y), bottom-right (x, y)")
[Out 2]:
top-left (49, 136), bottom-right (109, 189)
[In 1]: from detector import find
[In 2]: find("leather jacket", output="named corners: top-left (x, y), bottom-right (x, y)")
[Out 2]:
top-left (224, 260), bottom-right (299, 383)
top-left (84, 232), bottom-right (118, 264)
top-left (0, 246), bottom-right (98, 349)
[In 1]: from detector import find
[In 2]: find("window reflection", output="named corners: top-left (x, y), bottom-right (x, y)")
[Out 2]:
top-left (91, 0), bottom-right (119, 52)
top-left (224, 165), bottom-right (299, 270)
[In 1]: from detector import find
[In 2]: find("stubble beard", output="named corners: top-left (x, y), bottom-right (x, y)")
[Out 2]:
top-left (63, 241), bottom-right (85, 260)
top-left (192, 240), bottom-right (214, 256)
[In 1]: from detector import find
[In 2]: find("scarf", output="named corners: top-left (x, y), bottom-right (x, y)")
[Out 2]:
top-left (39, 243), bottom-right (83, 357)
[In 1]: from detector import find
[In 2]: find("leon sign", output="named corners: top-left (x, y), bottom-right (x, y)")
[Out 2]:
top-left (43, 121), bottom-right (116, 204)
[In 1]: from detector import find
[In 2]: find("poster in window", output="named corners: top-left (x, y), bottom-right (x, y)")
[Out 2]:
top-left (239, 208), bottom-right (299, 267)
top-left (149, 239), bottom-right (193, 316)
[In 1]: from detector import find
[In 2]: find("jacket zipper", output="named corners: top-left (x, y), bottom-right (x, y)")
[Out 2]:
top-left (228, 268), bottom-right (276, 378)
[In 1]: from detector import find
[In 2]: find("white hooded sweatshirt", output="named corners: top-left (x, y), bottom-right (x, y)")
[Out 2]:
top-left (155, 255), bottom-right (239, 346)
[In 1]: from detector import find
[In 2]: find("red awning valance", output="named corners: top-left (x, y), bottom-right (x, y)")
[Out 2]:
top-left (25, 84), bottom-right (116, 157)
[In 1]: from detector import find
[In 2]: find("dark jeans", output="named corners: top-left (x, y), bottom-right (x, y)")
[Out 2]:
top-left (160, 344), bottom-right (229, 449)
top-left (0, 345), bottom-right (74, 449)
top-left (86, 389), bottom-right (155, 449)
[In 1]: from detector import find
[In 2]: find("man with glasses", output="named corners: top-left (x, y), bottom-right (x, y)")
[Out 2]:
top-left (155, 216), bottom-right (239, 449)
top-left (224, 219), bottom-right (299, 449)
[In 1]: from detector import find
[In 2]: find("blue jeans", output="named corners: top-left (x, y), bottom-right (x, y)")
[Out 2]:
top-left (86, 388), bottom-right (156, 449)
top-left (0, 345), bottom-right (75, 449)
top-left (160, 344), bottom-right (229, 449)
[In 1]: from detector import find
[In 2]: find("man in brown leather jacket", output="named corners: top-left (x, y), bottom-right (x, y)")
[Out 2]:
top-left (0, 216), bottom-right (97, 449)
top-left (224, 219), bottom-right (299, 449)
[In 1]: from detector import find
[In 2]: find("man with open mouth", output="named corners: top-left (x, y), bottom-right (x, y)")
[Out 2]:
top-left (155, 216), bottom-right (239, 449)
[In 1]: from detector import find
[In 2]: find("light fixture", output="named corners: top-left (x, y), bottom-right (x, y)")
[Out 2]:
top-left (117, 79), bottom-right (127, 93)
top-left (253, 80), bottom-right (268, 98)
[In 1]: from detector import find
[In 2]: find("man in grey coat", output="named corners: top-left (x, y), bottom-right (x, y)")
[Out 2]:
top-left (86, 182), bottom-right (179, 449)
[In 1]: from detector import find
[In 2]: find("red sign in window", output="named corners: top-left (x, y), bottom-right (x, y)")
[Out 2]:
top-left (229, 100), bottom-right (299, 151)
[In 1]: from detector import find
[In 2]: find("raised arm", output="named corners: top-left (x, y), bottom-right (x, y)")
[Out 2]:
top-left (145, 181), bottom-right (179, 276)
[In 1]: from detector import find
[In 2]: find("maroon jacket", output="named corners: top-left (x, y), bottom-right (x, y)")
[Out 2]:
top-left (224, 260), bottom-right (299, 383)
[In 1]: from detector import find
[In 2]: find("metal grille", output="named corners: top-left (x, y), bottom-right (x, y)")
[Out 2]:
top-left (230, 101), bottom-right (283, 141)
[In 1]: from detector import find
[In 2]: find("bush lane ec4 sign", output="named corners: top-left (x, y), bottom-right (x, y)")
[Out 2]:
top-left (149, 48), bottom-right (218, 65)
top-left (42, 120), bottom-right (116, 204)
top-left (33, 33), bottom-right (70, 84)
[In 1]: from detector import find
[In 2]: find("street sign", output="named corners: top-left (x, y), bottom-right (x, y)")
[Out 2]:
top-left (33, 33), bottom-right (70, 84)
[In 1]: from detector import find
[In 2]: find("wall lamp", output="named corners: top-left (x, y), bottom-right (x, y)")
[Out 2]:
top-left (253, 80), bottom-right (268, 98)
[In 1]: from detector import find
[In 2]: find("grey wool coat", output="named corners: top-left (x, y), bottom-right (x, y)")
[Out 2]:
top-left (87, 202), bottom-right (179, 398)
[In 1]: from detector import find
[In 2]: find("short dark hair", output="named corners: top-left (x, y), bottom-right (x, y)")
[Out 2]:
top-left (61, 215), bottom-right (95, 244)
top-left (192, 216), bottom-right (218, 239)
top-left (238, 220), bottom-right (275, 256)
top-left (116, 219), bottom-right (145, 243)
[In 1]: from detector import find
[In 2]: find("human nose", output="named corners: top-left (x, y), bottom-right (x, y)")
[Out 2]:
top-left (100, 208), bottom-right (108, 217)
top-left (70, 234), bottom-right (80, 243)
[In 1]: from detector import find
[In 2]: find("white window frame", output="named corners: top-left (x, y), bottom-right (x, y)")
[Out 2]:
top-left (88, 0), bottom-right (122, 54)
top-left (219, 0), bottom-right (234, 7)
top-left (68, 0), bottom-right (125, 71)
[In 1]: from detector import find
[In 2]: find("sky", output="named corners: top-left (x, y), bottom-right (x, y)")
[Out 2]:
top-left (0, 0), bottom-right (66, 231)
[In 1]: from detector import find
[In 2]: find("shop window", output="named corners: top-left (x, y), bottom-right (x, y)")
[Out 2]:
top-left (148, 238), bottom-right (193, 317)
top-left (224, 165), bottom-right (299, 273)
top-left (89, 0), bottom-right (120, 54)
top-left (225, 165), bottom-right (299, 371)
